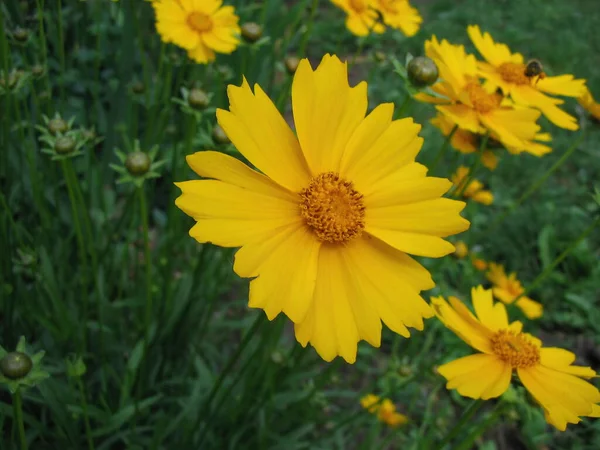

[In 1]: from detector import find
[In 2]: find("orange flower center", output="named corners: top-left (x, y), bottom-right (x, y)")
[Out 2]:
top-left (498, 62), bottom-right (530, 85)
top-left (465, 82), bottom-right (502, 113)
top-left (377, 0), bottom-right (398, 13)
top-left (349, 0), bottom-right (368, 12)
top-left (491, 329), bottom-right (540, 368)
top-left (187, 12), bottom-right (213, 33)
top-left (299, 172), bottom-right (365, 244)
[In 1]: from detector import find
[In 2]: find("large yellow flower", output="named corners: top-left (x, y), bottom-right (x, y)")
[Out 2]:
top-left (176, 55), bottom-right (469, 363)
top-left (416, 37), bottom-right (542, 152)
top-left (486, 263), bottom-right (542, 319)
top-left (578, 87), bottom-right (600, 121)
top-left (467, 25), bottom-right (586, 131)
top-left (330, 0), bottom-right (384, 36)
top-left (152, 0), bottom-right (240, 64)
top-left (432, 287), bottom-right (600, 431)
top-left (373, 0), bottom-right (422, 37)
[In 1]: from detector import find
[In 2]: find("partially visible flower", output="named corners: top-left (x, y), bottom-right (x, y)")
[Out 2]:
top-left (361, 395), bottom-right (408, 427)
top-left (360, 394), bottom-right (381, 413)
top-left (578, 87), bottom-right (600, 121)
top-left (486, 263), bottom-right (543, 319)
top-left (152, 0), bottom-right (241, 64)
top-left (374, 0), bottom-right (422, 37)
top-left (330, 0), bottom-right (384, 36)
top-left (451, 166), bottom-right (493, 205)
top-left (467, 25), bottom-right (586, 130)
top-left (471, 256), bottom-right (488, 271)
top-left (432, 287), bottom-right (600, 431)
top-left (416, 37), bottom-right (542, 152)
top-left (454, 241), bottom-right (468, 259)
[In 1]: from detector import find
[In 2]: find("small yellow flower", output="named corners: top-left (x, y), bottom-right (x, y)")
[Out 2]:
top-left (471, 256), bottom-right (488, 271)
top-left (578, 87), bottom-right (600, 121)
top-left (373, 0), bottom-right (422, 37)
top-left (152, 0), bottom-right (240, 64)
top-left (416, 37), bottom-right (543, 152)
top-left (467, 25), bottom-right (586, 130)
top-left (432, 287), bottom-right (600, 431)
top-left (175, 54), bottom-right (469, 363)
top-left (361, 395), bottom-right (408, 427)
top-left (486, 263), bottom-right (543, 319)
top-left (360, 394), bottom-right (381, 413)
top-left (330, 0), bottom-right (385, 36)
top-left (453, 241), bottom-right (468, 259)
top-left (451, 166), bottom-right (493, 205)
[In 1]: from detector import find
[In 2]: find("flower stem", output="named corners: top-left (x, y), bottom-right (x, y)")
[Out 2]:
top-left (77, 379), bottom-right (95, 450)
top-left (138, 185), bottom-right (153, 387)
top-left (430, 125), bottom-right (458, 173)
top-left (57, 0), bottom-right (66, 106)
top-left (14, 388), bottom-right (27, 450)
top-left (453, 402), bottom-right (505, 450)
top-left (298, 0), bottom-right (320, 59)
top-left (438, 399), bottom-right (484, 449)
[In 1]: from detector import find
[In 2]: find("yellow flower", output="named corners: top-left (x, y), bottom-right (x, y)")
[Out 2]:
top-left (453, 241), bottom-right (468, 259)
top-left (471, 256), bottom-right (488, 271)
top-left (377, 399), bottom-right (409, 427)
top-left (152, 0), bottom-right (240, 64)
top-left (486, 263), bottom-right (543, 319)
top-left (360, 394), bottom-right (381, 413)
top-left (451, 166), bottom-right (493, 205)
top-left (416, 36), bottom-right (542, 152)
top-left (175, 54), bottom-right (469, 363)
top-left (330, 0), bottom-right (385, 36)
top-left (432, 287), bottom-right (600, 431)
top-left (578, 87), bottom-right (600, 121)
top-left (373, 0), bottom-right (422, 37)
top-left (467, 25), bottom-right (586, 130)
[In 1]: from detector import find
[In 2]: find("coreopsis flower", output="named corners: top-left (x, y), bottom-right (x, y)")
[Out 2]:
top-left (451, 166), bottom-right (493, 205)
top-left (330, 0), bottom-right (384, 36)
top-left (467, 25), bottom-right (586, 130)
top-left (361, 395), bottom-right (408, 427)
top-left (453, 241), bottom-right (468, 259)
top-left (416, 36), bottom-right (542, 152)
top-left (361, 394), bottom-right (381, 413)
top-left (176, 54), bottom-right (469, 363)
top-left (152, 0), bottom-right (240, 64)
top-left (578, 87), bottom-right (600, 121)
top-left (432, 287), bottom-right (600, 431)
top-left (373, 0), bottom-right (422, 37)
top-left (486, 263), bottom-right (542, 319)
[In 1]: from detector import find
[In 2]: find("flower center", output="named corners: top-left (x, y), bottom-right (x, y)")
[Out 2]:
top-left (490, 329), bottom-right (540, 368)
top-left (349, 0), bottom-right (368, 12)
top-left (498, 62), bottom-right (530, 85)
top-left (299, 172), bottom-right (366, 244)
top-left (187, 12), bottom-right (213, 33)
top-left (377, 0), bottom-right (398, 13)
top-left (465, 82), bottom-right (502, 113)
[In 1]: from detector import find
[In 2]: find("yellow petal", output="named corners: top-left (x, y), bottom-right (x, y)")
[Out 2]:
top-left (467, 25), bottom-right (515, 67)
top-left (187, 42), bottom-right (215, 64)
top-left (366, 229), bottom-right (456, 257)
top-left (537, 75), bottom-right (586, 98)
top-left (515, 296), bottom-right (543, 319)
top-left (217, 79), bottom-right (310, 191)
top-left (540, 348), bottom-right (597, 378)
top-left (471, 286), bottom-right (508, 331)
top-left (510, 86), bottom-right (578, 131)
top-left (437, 104), bottom-right (484, 134)
top-left (440, 353), bottom-right (511, 399)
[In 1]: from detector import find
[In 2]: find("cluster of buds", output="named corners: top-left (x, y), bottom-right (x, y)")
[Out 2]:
top-left (37, 113), bottom-right (99, 160)
top-left (110, 140), bottom-right (165, 188)
top-left (0, 337), bottom-right (49, 394)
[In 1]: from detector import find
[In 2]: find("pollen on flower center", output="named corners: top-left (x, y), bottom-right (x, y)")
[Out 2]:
top-left (498, 62), bottom-right (530, 85)
top-left (491, 329), bottom-right (540, 368)
top-left (187, 12), bottom-right (213, 33)
top-left (465, 82), bottom-right (502, 113)
top-left (299, 172), bottom-right (366, 244)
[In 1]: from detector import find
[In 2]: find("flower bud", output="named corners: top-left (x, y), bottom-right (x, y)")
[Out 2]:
top-left (284, 55), bottom-right (300, 75)
top-left (188, 88), bottom-right (209, 109)
top-left (241, 22), bottom-right (263, 43)
top-left (31, 64), bottom-right (45, 77)
top-left (125, 151), bottom-right (151, 176)
top-left (55, 136), bottom-right (76, 155)
top-left (0, 352), bottom-right (33, 379)
top-left (131, 81), bottom-right (145, 94)
top-left (212, 124), bottom-right (230, 144)
top-left (48, 118), bottom-right (68, 135)
top-left (13, 27), bottom-right (29, 43)
top-left (407, 56), bottom-right (439, 88)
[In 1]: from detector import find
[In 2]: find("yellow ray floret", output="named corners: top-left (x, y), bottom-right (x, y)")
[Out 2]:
top-left (451, 166), bottom-right (493, 205)
top-left (374, 0), bottom-right (422, 37)
top-left (330, 0), bottom-right (385, 36)
top-left (578, 87), bottom-right (600, 121)
top-left (176, 54), bottom-right (470, 363)
top-left (486, 263), bottom-right (543, 319)
top-left (432, 286), bottom-right (600, 431)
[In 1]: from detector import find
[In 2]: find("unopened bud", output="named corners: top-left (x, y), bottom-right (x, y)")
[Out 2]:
top-left (125, 151), bottom-right (151, 176)
top-left (212, 124), bottom-right (230, 144)
top-left (55, 136), bottom-right (76, 155)
top-left (188, 88), bottom-right (209, 109)
top-left (241, 22), bottom-right (263, 43)
top-left (48, 118), bottom-right (68, 135)
top-left (31, 64), bottom-right (45, 77)
top-left (131, 81), bottom-right (145, 94)
top-left (407, 56), bottom-right (439, 88)
top-left (284, 55), bottom-right (300, 75)
top-left (13, 27), bottom-right (29, 43)
top-left (1, 352), bottom-right (33, 379)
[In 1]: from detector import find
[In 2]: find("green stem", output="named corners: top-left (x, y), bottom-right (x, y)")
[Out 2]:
top-left (77, 379), bottom-right (95, 450)
top-left (298, 0), bottom-right (320, 59)
top-left (475, 132), bottom-right (584, 242)
top-left (454, 402), bottom-right (505, 450)
top-left (57, 0), bottom-right (66, 106)
top-left (394, 94), bottom-right (412, 119)
top-left (430, 125), bottom-right (458, 173)
top-left (14, 389), bottom-right (27, 450)
top-left (453, 133), bottom-right (488, 198)
top-left (137, 186), bottom-right (153, 392)
top-left (438, 399), bottom-right (484, 448)
top-left (517, 215), bottom-right (599, 301)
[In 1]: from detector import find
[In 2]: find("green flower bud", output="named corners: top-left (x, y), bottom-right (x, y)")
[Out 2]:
top-left (31, 64), bottom-right (45, 77)
top-left (284, 55), bottom-right (300, 75)
top-left (48, 117), bottom-right (69, 135)
top-left (13, 27), bottom-right (29, 43)
top-left (82, 129), bottom-right (97, 141)
top-left (407, 56), bottom-right (439, 88)
top-left (165, 124), bottom-right (177, 135)
top-left (125, 151), bottom-right (151, 176)
top-left (188, 88), bottom-right (209, 109)
top-left (1, 352), bottom-right (33, 380)
top-left (374, 51), bottom-right (386, 62)
top-left (212, 124), bottom-right (230, 144)
top-left (131, 81), bottom-right (145, 94)
top-left (55, 136), bottom-right (76, 155)
top-left (241, 22), bottom-right (263, 43)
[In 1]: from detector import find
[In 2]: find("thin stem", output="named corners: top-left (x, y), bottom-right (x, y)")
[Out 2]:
top-left (394, 94), bottom-right (412, 119)
top-left (139, 185), bottom-right (153, 382)
top-left (77, 379), bottom-right (95, 450)
top-left (438, 399), bottom-right (484, 448)
top-left (454, 402), bottom-right (505, 450)
top-left (298, 0), bottom-right (320, 58)
top-left (14, 389), bottom-right (27, 450)
top-left (57, 0), bottom-right (66, 105)
top-left (430, 125), bottom-right (458, 173)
